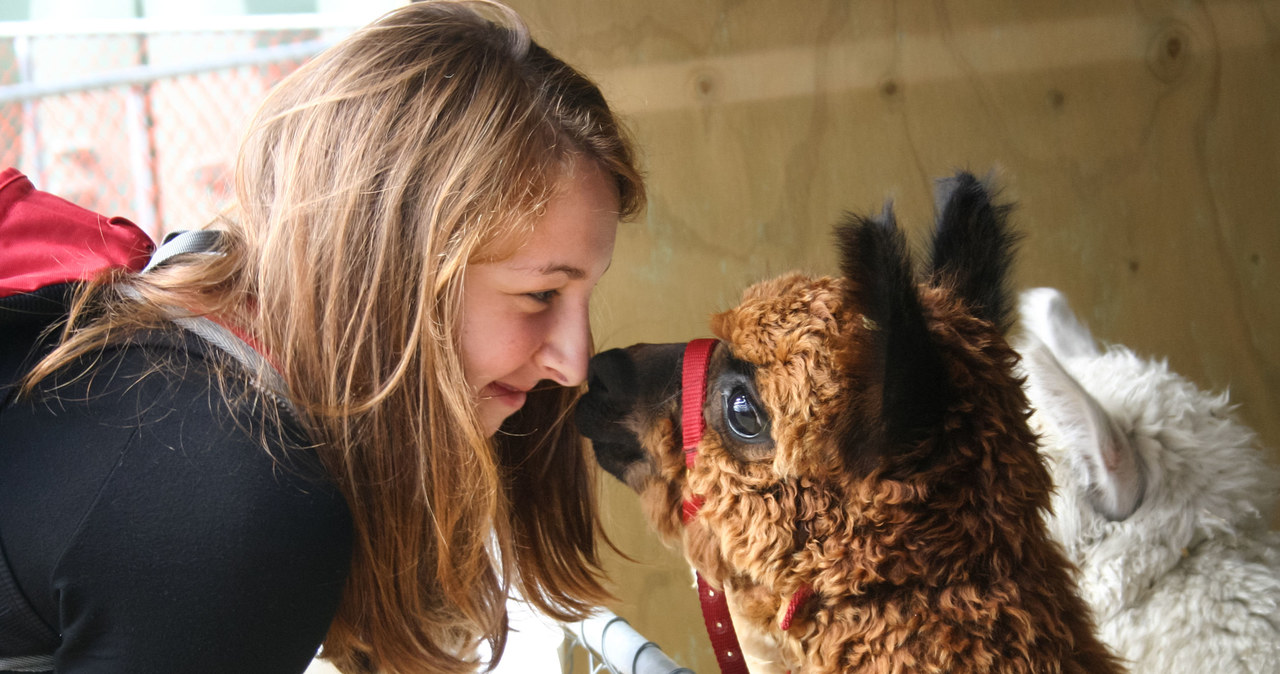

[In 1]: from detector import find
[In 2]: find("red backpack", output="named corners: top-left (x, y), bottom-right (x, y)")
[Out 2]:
top-left (0, 167), bottom-right (155, 318)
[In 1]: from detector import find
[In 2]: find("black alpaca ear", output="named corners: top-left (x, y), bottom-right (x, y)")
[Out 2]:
top-left (835, 204), bottom-right (950, 467)
top-left (927, 172), bottom-right (1020, 334)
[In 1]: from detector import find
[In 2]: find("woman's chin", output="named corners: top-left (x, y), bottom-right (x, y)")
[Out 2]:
top-left (479, 394), bottom-right (526, 437)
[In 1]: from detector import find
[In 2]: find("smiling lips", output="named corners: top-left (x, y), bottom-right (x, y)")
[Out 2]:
top-left (481, 382), bottom-right (528, 406)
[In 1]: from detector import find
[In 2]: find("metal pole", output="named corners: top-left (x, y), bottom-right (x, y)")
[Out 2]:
top-left (126, 28), bottom-right (159, 238)
top-left (566, 610), bottom-right (694, 674)
top-left (14, 33), bottom-right (42, 182)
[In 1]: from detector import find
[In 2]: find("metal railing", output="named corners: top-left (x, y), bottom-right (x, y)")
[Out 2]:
top-left (303, 607), bottom-right (692, 674)
top-left (563, 610), bottom-right (694, 674)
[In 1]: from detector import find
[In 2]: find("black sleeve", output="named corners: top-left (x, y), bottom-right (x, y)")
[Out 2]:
top-left (0, 337), bottom-right (353, 674)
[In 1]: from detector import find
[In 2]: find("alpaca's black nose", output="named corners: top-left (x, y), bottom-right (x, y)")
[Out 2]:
top-left (585, 347), bottom-right (638, 403)
top-left (577, 343), bottom-right (686, 439)
top-left (577, 348), bottom-right (641, 444)
top-left (578, 343), bottom-right (689, 487)
top-left (587, 342), bottom-right (688, 406)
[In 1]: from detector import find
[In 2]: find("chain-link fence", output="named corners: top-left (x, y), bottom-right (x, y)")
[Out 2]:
top-left (0, 16), bottom-right (365, 240)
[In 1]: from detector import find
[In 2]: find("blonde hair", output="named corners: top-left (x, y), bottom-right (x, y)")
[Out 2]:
top-left (26, 2), bottom-right (644, 672)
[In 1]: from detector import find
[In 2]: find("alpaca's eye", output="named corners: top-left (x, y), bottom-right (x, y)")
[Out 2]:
top-left (725, 387), bottom-right (766, 440)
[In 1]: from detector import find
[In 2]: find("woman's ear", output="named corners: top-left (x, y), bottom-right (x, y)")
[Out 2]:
top-left (1018, 287), bottom-right (1101, 361)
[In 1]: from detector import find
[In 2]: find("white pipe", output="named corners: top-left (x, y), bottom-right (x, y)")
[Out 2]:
top-left (0, 13), bottom-right (375, 37)
top-left (0, 40), bottom-right (334, 104)
top-left (566, 610), bottom-right (693, 674)
top-left (124, 85), bottom-right (157, 238)
top-left (14, 34), bottom-right (43, 180)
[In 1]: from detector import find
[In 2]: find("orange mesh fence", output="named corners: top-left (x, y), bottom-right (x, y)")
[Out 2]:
top-left (0, 18), bottom-right (357, 239)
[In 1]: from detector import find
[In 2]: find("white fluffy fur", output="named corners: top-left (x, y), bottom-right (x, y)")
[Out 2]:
top-left (1017, 287), bottom-right (1280, 674)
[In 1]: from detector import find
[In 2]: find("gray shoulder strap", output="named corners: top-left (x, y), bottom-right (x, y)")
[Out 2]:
top-left (142, 230), bottom-right (224, 273)
top-left (133, 230), bottom-right (292, 409)
top-left (0, 654), bottom-right (53, 671)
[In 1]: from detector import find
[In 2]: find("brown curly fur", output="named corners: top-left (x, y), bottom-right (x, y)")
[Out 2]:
top-left (577, 174), bottom-right (1124, 673)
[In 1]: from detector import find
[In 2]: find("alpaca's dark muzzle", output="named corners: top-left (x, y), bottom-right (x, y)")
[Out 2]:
top-left (576, 343), bottom-right (686, 486)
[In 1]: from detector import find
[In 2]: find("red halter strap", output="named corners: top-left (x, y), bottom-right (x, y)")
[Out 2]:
top-left (680, 339), bottom-right (749, 674)
top-left (679, 338), bottom-right (814, 674)
top-left (681, 338), bottom-right (716, 465)
top-left (681, 338), bottom-right (716, 523)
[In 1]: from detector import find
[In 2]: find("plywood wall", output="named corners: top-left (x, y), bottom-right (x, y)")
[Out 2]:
top-left (506, 1), bottom-right (1280, 671)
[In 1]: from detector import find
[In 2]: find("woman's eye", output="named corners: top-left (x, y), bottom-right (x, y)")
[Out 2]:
top-left (724, 387), bottom-right (766, 440)
top-left (525, 289), bottom-right (559, 304)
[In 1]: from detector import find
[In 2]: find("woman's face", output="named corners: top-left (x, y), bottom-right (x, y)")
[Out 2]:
top-left (460, 158), bottom-right (620, 437)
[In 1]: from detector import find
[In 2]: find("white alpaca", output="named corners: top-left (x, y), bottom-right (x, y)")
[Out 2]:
top-left (1017, 287), bottom-right (1280, 674)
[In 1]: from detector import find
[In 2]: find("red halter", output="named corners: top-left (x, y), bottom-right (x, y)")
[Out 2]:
top-left (680, 339), bottom-right (716, 524)
top-left (679, 339), bottom-right (813, 673)
top-left (680, 339), bottom-right (749, 674)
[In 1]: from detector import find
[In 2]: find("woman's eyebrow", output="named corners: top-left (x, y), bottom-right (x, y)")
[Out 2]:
top-left (535, 263), bottom-right (586, 279)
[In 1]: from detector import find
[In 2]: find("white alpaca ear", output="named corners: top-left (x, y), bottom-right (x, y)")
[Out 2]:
top-left (1023, 339), bottom-right (1145, 521)
top-left (1019, 287), bottom-right (1101, 360)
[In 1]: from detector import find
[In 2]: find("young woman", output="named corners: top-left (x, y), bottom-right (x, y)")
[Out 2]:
top-left (0, 1), bottom-right (644, 672)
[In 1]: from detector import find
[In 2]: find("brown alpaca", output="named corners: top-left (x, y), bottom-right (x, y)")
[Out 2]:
top-left (576, 173), bottom-right (1125, 673)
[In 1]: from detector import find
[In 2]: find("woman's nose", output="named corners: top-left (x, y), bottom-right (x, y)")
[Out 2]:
top-left (537, 302), bottom-right (592, 387)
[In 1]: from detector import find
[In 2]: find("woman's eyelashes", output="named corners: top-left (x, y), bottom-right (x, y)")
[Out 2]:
top-left (524, 289), bottom-right (560, 304)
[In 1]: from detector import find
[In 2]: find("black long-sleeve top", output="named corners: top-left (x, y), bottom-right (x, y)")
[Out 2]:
top-left (0, 320), bottom-right (353, 674)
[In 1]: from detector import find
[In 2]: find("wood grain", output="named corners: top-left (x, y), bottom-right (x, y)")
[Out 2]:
top-left (508, 2), bottom-right (1280, 671)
